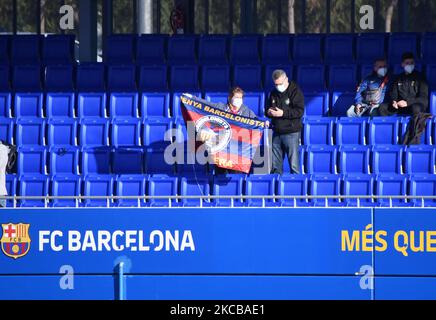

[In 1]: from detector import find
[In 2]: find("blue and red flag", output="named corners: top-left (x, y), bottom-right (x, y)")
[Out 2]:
top-left (180, 94), bottom-right (266, 173)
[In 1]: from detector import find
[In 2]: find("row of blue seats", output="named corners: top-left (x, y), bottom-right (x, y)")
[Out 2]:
top-left (0, 34), bottom-right (74, 66)
top-left (2, 117), bottom-right (436, 148)
top-left (103, 33), bottom-right (435, 65)
top-left (5, 173), bottom-right (436, 207)
top-left (1, 33), bottom-right (435, 66)
top-left (4, 63), bottom-right (436, 93)
top-left (14, 145), bottom-right (436, 176)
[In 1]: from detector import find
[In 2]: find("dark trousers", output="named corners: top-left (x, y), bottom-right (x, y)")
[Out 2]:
top-left (271, 132), bottom-right (301, 175)
top-left (378, 102), bottom-right (426, 116)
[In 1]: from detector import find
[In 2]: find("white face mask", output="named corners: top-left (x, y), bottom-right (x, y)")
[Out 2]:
top-left (377, 67), bottom-right (387, 77)
top-left (231, 97), bottom-right (243, 108)
top-left (404, 64), bottom-right (415, 74)
top-left (276, 83), bottom-right (287, 93)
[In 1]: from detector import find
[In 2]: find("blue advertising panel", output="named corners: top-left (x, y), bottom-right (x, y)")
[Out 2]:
top-left (0, 208), bottom-right (372, 275)
top-left (373, 208), bottom-right (436, 276)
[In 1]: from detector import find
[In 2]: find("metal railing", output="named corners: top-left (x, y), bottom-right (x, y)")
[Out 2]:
top-left (0, 195), bottom-right (435, 209)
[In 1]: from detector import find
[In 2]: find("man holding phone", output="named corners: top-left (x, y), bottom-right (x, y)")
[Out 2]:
top-left (266, 70), bottom-right (305, 174)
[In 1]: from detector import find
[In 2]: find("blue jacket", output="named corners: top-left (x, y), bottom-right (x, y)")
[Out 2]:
top-left (354, 73), bottom-right (390, 105)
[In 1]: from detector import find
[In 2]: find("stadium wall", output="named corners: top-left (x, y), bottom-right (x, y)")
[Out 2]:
top-left (0, 207), bottom-right (436, 300)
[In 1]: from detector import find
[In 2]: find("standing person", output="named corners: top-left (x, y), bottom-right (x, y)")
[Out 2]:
top-left (346, 58), bottom-right (390, 117)
top-left (378, 52), bottom-right (429, 116)
top-left (266, 70), bottom-right (305, 175)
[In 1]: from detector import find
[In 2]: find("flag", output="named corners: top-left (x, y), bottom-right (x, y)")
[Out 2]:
top-left (180, 94), bottom-right (266, 173)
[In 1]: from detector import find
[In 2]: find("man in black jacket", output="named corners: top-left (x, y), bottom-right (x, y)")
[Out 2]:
top-left (379, 52), bottom-right (429, 116)
top-left (265, 70), bottom-right (305, 174)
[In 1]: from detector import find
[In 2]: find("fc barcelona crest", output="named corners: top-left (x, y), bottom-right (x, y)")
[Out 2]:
top-left (1, 223), bottom-right (31, 259)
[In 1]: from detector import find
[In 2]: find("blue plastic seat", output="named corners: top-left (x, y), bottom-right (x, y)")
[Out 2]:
top-left (430, 92), bottom-right (436, 116)
top-left (0, 36), bottom-right (10, 65)
top-left (338, 145), bottom-right (370, 174)
top-left (241, 92), bottom-right (266, 117)
top-left (342, 174), bottom-right (375, 207)
top-left (359, 64), bottom-right (375, 81)
top-left (141, 93), bottom-right (170, 118)
top-left (115, 175), bottom-right (147, 207)
top-left (5, 174), bottom-right (17, 207)
top-left (426, 64), bottom-right (436, 90)
top-left (405, 145), bottom-right (436, 174)
top-left (46, 92), bottom-right (75, 118)
top-left (15, 65), bottom-right (43, 92)
top-left (50, 175), bottom-right (81, 207)
top-left (293, 34), bottom-right (323, 63)
top-left (112, 147), bottom-right (143, 174)
top-left (11, 35), bottom-right (41, 65)
top-left (111, 119), bottom-right (141, 147)
top-left (376, 174), bottom-right (408, 207)
top-left (136, 35), bottom-right (167, 64)
top-left (336, 117), bottom-right (367, 145)
top-left (170, 65), bottom-right (199, 91)
top-left (201, 65), bottom-right (230, 91)
top-left (0, 118), bottom-right (14, 144)
top-left (305, 145), bottom-right (337, 174)
top-left (143, 118), bottom-right (173, 147)
top-left (83, 174), bottom-right (114, 207)
top-left (309, 174), bottom-right (342, 207)
top-left (400, 116), bottom-right (431, 144)
top-left (175, 149), bottom-right (208, 175)
top-left (18, 174), bottom-right (49, 207)
top-left (81, 147), bottom-right (111, 175)
top-left (233, 65), bottom-right (262, 91)
top-left (328, 65), bottom-right (357, 91)
top-left (263, 65), bottom-right (293, 92)
top-left (204, 92), bottom-right (228, 105)
top-left (105, 34), bottom-right (135, 64)
top-left (147, 174), bottom-right (178, 207)
top-left (230, 35), bottom-right (260, 64)
top-left (138, 65), bottom-right (168, 92)
top-left (297, 65), bottom-right (328, 116)
top-left (17, 146), bottom-right (46, 175)
top-left (167, 36), bottom-right (197, 65)
top-left (79, 119), bottom-right (109, 146)
top-left (277, 174), bottom-right (309, 207)
top-left (244, 174), bottom-right (277, 207)
top-left (198, 35), bottom-right (228, 64)
top-left (356, 33), bottom-right (386, 63)
top-left (145, 147), bottom-right (175, 174)
top-left (388, 33), bottom-right (419, 64)
top-left (49, 146), bottom-right (79, 175)
top-left (331, 92), bottom-right (356, 117)
top-left (212, 174), bottom-right (245, 207)
top-left (107, 64), bottom-right (137, 92)
top-left (372, 145), bottom-right (404, 174)
top-left (303, 117), bottom-right (335, 145)
top-left (47, 118), bottom-right (78, 146)
top-left (14, 92), bottom-right (43, 118)
top-left (109, 93), bottom-right (139, 118)
top-left (180, 176), bottom-right (212, 207)
top-left (325, 34), bottom-right (354, 64)
top-left (42, 34), bottom-right (75, 65)
top-left (76, 63), bottom-right (105, 92)
top-left (78, 93), bottom-right (107, 118)
top-left (433, 117), bottom-right (436, 143)
top-left (261, 35), bottom-right (291, 64)
top-left (16, 119), bottom-right (45, 146)
top-left (368, 117), bottom-right (400, 145)
top-left (409, 174), bottom-right (436, 207)
top-left (0, 65), bottom-right (10, 92)
top-left (422, 33), bottom-right (436, 63)
top-left (46, 67), bottom-right (69, 96)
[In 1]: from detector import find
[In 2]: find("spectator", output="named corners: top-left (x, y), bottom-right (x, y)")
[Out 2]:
top-left (266, 70), bottom-right (305, 175)
top-left (379, 52), bottom-right (429, 116)
top-left (347, 58), bottom-right (390, 117)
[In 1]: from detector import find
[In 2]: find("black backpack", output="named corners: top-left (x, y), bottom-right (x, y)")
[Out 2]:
top-left (0, 140), bottom-right (17, 174)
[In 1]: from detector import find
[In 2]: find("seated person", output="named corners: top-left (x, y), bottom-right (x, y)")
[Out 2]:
top-left (347, 58), bottom-right (390, 117)
top-left (378, 52), bottom-right (429, 116)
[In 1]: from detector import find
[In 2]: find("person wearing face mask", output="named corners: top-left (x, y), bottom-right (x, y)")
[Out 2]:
top-left (378, 52), bottom-right (429, 116)
top-left (346, 58), bottom-right (390, 117)
top-left (266, 70), bottom-right (305, 175)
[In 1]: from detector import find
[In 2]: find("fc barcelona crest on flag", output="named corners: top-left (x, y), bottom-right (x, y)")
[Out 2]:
top-left (1, 223), bottom-right (31, 259)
